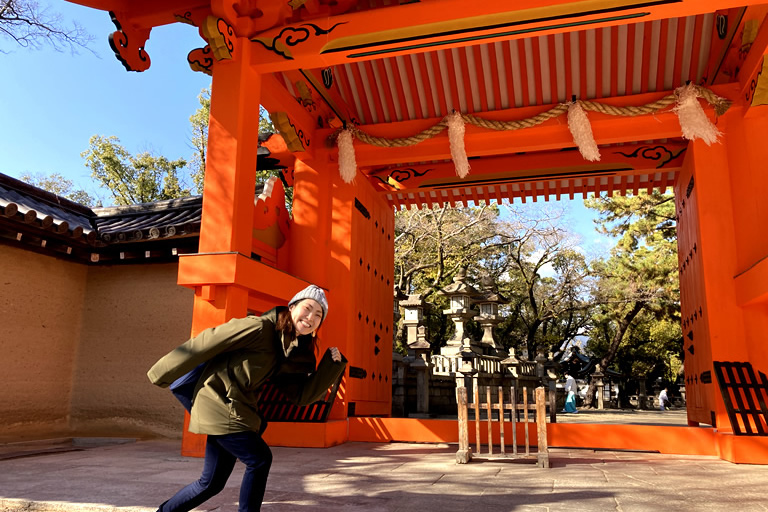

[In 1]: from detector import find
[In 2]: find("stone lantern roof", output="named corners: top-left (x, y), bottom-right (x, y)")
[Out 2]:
top-left (475, 274), bottom-right (509, 304)
top-left (399, 292), bottom-right (428, 307)
top-left (437, 268), bottom-right (483, 298)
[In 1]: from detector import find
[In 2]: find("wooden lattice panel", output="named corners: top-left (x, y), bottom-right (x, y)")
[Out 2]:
top-left (713, 361), bottom-right (768, 436)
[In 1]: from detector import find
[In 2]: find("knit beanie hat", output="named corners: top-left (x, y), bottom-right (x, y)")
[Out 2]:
top-left (288, 284), bottom-right (328, 324)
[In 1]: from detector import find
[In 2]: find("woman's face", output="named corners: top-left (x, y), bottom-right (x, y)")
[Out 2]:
top-left (290, 298), bottom-right (324, 336)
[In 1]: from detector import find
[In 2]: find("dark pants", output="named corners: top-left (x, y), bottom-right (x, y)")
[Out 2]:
top-left (158, 431), bottom-right (273, 512)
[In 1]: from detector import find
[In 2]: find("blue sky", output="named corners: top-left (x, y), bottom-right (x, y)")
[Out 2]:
top-left (1, 2), bottom-right (210, 201)
top-left (1, 1), bottom-right (613, 257)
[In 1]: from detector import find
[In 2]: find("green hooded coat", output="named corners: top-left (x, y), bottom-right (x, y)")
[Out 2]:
top-left (147, 307), bottom-right (346, 436)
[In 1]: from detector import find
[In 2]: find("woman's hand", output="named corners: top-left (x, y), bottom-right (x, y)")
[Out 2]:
top-left (330, 347), bottom-right (342, 362)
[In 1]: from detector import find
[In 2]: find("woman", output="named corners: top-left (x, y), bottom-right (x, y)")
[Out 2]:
top-left (147, 284), bottom-right (346, 512)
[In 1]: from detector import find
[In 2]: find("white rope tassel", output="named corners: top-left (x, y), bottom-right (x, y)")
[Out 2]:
top-left (674, 83), bottom-right (721, 145)
top-left (337, 129), bottom-right (357, 184)
top-left (447, 112), bottom-right (470, 178)
top-left (568, 101), bottom-right (601, 161)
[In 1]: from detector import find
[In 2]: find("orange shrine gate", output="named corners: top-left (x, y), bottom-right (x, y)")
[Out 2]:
top-left (67, 0), bottom-right (768, 463)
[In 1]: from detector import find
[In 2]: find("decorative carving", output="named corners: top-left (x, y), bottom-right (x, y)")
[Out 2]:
top-left (388, 167), bottom-right (433, 183)
top-left (252, 176), bottom-right (290, 249)
top-left (251, 22), bottom-right (346, 60)
top-left (174, 11), bottom-right (197, 25)
top-left (108, 11), bottom-right (151, 72)
top-left (188, 46), bottom-right (214, 75)
top-left (270, 111), bottom-right (309, 152)
top-left (202, 16), bottom-right (236, 60)
top-left (321, 67), bottom-right (333, 89)
top-left (294, 81), bottom-right (317, 112)
top-left (613, 145), bottom-right (686, 169)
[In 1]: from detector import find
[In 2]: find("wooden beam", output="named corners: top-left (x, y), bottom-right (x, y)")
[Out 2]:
top-left (366, 141), bottom-right (687, 192)
top-left (248, 0), bottom-right (768, 73)
top-left (67, 0), bottom-right (210, 28)
top-left (260, 73), bottom-right (318, 162)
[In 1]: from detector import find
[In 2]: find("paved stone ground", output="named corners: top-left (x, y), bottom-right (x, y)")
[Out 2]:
top-left (552, 407), bottom-right (689, 426)
top-left (1, 434), bottom-right (768, 512)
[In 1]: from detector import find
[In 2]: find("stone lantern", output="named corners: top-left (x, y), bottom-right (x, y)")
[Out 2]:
top-left (393, 286), bottom-right (408, 355)
top-left (438, 268), bottom-right (481, 356)
top-left (592, 364), bottom-right (605, 410)
top-left (399, 293), bottom-right (427, 349)
top-left (473, 274), bottom-right (508, 355)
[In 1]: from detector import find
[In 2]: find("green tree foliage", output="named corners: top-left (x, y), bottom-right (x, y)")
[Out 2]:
top-left (188, 87), bottom-right (210, 194)
top-left (81, 135), bottom-right (190, 205)
top-left (583, 190), bottom-right (681, 406)
top-left (18, 171), bottom-right (98, 207)
top-left (0, 0), bottom-right (93, 52)
top-left (187, 90), bottom-right (284, 200)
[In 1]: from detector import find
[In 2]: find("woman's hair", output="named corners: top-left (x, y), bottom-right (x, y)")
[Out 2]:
top-left (277, 308), bottom-right (297, 342)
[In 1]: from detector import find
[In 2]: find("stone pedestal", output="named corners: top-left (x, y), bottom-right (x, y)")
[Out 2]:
top-left (592, 365), bottom-right (605, 410)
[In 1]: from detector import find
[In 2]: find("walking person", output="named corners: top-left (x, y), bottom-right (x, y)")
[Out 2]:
top-left (563, 372), bottom-right (578, 413)
top-left (659, 387), bottom-right (671, 411)
top-left (147, 284), bottom-right (347, 512)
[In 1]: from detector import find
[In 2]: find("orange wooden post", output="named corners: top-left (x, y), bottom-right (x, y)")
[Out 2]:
top-left (677, 134), bottom-right (746, 432)
top-left (288, 158), bottom-right (333, 285)
top-left (287, 158), bottom-right (347, 423)
top-left (180, 31), bottom-right (261, 455)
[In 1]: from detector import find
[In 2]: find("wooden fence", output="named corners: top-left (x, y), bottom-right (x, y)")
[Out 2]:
top-left (456, 385), bottom-right (550, 468)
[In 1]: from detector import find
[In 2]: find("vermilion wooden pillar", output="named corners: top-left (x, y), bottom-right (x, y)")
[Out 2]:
top-left (180, 33), bottom-right (261, 455)
top-left (190, 30), bottom-right (260, 327)
top-left (726, 111), bottom-right (768, 378)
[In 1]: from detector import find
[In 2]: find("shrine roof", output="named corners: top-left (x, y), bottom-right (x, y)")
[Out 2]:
top-left (0, 173), bottom-right (202, 264)
top-left (66, 1), bottom-right (762, 209)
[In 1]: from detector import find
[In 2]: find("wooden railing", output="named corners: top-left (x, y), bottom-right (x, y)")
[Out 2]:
top-left (431, 353), bottom-right (503, 376)
top-left (456, 385), bottom-right (550, 468)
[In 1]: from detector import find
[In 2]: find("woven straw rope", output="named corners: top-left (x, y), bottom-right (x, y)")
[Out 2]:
top-left (346, 85), bottom-right (731, 149)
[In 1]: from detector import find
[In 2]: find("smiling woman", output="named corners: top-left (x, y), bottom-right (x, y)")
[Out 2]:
top-left (147, 283), bottom-right (346, 512)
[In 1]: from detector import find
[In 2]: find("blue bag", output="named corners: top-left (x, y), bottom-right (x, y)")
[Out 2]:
top-left (168, 363), bottom-right (206, 413)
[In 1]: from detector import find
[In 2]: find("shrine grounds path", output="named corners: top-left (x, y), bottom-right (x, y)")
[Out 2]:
top-left (2, 409), bottom-right (767, 512)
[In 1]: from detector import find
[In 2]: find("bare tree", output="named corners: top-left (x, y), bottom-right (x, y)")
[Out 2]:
top-left (496, 204), bottom-right (592, 357)
top-left (0, 1), bottom-right (93, 52)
